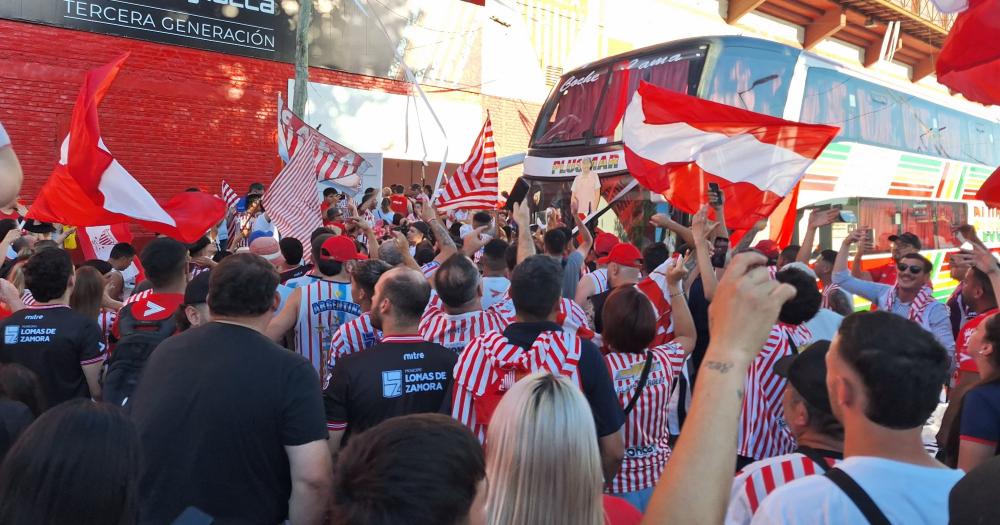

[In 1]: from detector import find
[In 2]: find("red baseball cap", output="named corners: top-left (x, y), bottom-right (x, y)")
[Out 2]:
top-left (597, 243), bottom-right (643, 268)
top-left (320, 235), bottom-right (367, 262)
top-left (594, 232), bottom-right (621, 256)
top-left (754, 239), bottom-right (780, 260)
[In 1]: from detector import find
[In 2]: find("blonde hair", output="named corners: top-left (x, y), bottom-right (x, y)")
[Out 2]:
top-left (485, 373), bottom-right (604, 525)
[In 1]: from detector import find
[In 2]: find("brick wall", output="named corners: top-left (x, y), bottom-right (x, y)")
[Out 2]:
top-left (0, 18), bottom-right (542, 215)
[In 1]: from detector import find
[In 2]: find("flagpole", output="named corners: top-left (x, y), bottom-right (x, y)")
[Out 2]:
top-left (357, 0), bottom-right (449, 193)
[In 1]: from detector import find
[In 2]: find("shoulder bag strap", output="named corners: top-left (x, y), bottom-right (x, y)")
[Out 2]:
top-left (824, 468), bottom-right (892, 525)
top-left (796, 447), bottom-right (834, 473)
top-left (623, 351), bottom-right (654, 415)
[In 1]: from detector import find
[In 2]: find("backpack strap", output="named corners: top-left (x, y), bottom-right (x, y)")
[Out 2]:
top-left (623, 351), bottom-right (654, 415)
top-left (824, 468), bottom-right (891, 525)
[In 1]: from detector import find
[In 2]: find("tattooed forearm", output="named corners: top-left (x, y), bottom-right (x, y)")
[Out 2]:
top-left (705, 360), bottom-right (734, 374)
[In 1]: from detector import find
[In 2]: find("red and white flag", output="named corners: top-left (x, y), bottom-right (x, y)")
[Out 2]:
top-left (220, 179), bottom-right (240, 244)
top-left (434, 116), bottom-right (499, 211)
top-left (27, 54), bottom-right (225, 243)
top-left (77, 223), bottom-right (145, 283)
top-left (936, 0), bottom-right (1000, 106)
top-left (264, 134), bottom-right (322, 259)
top-left (622, 82), bottom-right (839, 230)
top-left (277, 94), bottom-right (367, 193)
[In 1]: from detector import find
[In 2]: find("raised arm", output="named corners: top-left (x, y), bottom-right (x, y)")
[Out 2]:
top-left (734, 220), bottom-right (766, 254)
top-left (348, 216), bottom-right (379, 260)
top-left (514, 201), bottom-right (536, 264)
top-left (833, 231), bottom-right (890, 303)
top-left (421, 199), bottom-right (457, 264)
top-left (664, 257), bottom-right (696, 353)
top-left (850, 228), bottom-right (874, 280)
top-left (650, 213), bottom-right (696, 248)
top-left (391, 231), bottom-right (420, 271)
top-left (0, 123), bottom-right (23, 210)
top-left (691, 206), bottom-right (719, 301)
top-left (797, 209), bottom-right (839, 263)
top-left (642, 252), bottom-right (795, 525)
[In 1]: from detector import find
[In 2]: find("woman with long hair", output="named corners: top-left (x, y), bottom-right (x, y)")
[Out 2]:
top-left (600, 257), bottom-right (696, 511)
top-left (956, 313), bottom-right (1000, 471)
top-left (70, 266), bottom-right (117, 347)
top-left (485, 373), bottom-right (641, 525)
top-left (0, 399), bottom-right (140, 524)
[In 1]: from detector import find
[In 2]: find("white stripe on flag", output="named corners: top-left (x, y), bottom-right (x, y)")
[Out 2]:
top-left (264, 135), bottom-right (322, 259)
top-left (623, 93), bottom-right (814, 196)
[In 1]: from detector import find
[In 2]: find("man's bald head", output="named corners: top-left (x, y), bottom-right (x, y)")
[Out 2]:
top-left (376, 266), bottom-right (432, 324)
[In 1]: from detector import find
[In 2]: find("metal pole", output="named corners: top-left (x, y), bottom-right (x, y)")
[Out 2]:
top-left (292, 0), bottom-right (312, 118)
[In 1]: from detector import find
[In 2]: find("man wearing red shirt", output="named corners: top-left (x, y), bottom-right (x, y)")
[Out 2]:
top-left (389, 185), bottom-right (412, 217)
top-left (856, 231), bottom-right (921, 285)
top-left (938, 266), bottom-right (998, 454)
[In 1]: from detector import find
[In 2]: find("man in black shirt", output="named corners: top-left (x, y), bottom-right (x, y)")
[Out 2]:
top-left (324, 266), bottom-right (456, 456)
top-left (0, 248), bottom-right (102, 406)
top-left (130, 254), bottom-right (330, 525)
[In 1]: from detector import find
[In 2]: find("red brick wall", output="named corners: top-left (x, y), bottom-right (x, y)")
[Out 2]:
top-left (0, 18), bottom-right (412, 202)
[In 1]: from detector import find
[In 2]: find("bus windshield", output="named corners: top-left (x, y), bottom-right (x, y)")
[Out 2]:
top-left (533, 47), bottom-right (706, 147)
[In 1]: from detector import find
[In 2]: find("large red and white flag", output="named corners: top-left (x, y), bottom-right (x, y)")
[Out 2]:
top-left (277, 94), bottom-right (368, 193)
top-left (623, 82), bottom-right (839, 230)
top-left (264, 134), bottom-right (322, 260)
top-left (935, 0), bottom-right (1000, 106)
top-left (220, 179), bottom-right (240, 244)
top-left (434, 116), bottom-right (499, 211)
top-left (27, 54), bottom-right (225, 243)
top-left (77, 224), bottom-right (132, 261)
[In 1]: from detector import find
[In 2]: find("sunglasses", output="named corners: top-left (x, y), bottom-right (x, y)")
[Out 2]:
top-left (896, 263), bottom-right (924, 275)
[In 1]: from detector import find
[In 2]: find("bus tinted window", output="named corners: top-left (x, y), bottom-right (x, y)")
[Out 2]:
top-left (801, 67), bottom-right (1000, 165)
top-left (593, 54), bottom-right (694, 141)
top-left (533, 48), bottom-right (705, 147)
top-left (536, 67), bottom-right (609, 145)
top-left (704, 45), bottom-right (796, 117)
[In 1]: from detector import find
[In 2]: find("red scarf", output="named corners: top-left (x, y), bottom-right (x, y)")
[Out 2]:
top-left (884, 284), bottom-right (934, 324)
top-left (821, 283), bottom-right (842, 309)
top-left (455, 330), bottom-right (581, 426)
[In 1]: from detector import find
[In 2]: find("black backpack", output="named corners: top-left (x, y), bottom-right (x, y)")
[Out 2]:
top-left (102, 305), bottom-right (176, 407)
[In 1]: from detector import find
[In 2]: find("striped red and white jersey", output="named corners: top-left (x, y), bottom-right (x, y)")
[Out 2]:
top-left (489, 294), bottom-right (593, 338)
top-left (325, 312), bottom-right (381, 387)
top-left (782, 323), bottom-right (814, 350)
top-left (20, 290), bottom-right (35, 307)
top-left (452, 330), bottom-right (582, 443)
top-left (294, 280), bottom-right (362, 376)
top-left (604, 342), bottom-right (687, 493)
top-left (124, 288), bottom-right (152, 306)
top-left (97, 309), bottom-right (116, 347)
top-left (636, 272), bottom-right (675, 344)
top-left (725, 451), bottom-right (841, 525)
top-left (737, 325), bottom-right (796, 460)
top-left (582, 268), bottom-right (610, 297)
top-left (419, 307), bottom-right (506, 354)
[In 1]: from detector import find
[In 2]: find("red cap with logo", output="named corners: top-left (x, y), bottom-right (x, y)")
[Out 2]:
top-left (594, 232), bottom-right (621, 257)
top-left (320, 235), bottom-right (368, 262)
top-left (597, 243), bottom-right (643, 268)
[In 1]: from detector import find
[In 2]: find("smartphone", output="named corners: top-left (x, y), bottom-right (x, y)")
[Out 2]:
top-left (837, 210), bottom-right (858, 223)
top-left (708, 182), bottom-right (723, 206)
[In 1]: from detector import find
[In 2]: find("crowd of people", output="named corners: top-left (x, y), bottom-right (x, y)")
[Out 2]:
top-left (0, 123), bottom-right (998, 523)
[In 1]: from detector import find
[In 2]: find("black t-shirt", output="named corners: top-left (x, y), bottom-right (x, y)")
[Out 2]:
top-left (324, 336), bottom-right (457, 443)
top-left (0, 305), bottom-right (103, 406)
top-left (280, 264), bottom-right (312, 283)
top-left (503, 321), bottom-right (625, 437)
top-left (129, 322), bottom-right (327, 525)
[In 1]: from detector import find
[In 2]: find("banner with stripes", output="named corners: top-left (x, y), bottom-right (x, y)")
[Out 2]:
top-left (220, 179), bottom-right (239, 244)
top-left (277, 93), bottom-right (368, 194)
top-left (434, 115), bottom-right (499, 211)
top-left (263, 134), bottom-right (322, 261)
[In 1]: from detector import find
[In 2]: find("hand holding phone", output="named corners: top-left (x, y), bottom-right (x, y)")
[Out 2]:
top-left (707, 182), bottom-right (724, 207)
